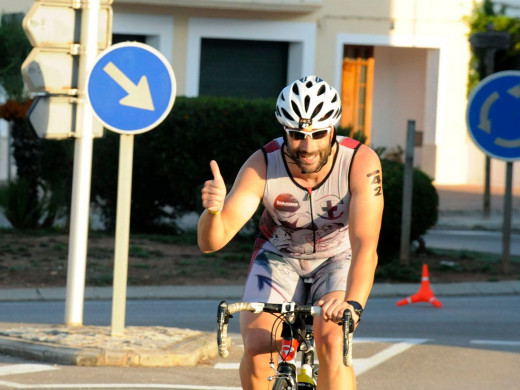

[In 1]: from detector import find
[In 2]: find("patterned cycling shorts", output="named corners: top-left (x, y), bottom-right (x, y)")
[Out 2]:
top-left (242, 250), bottom-right (352, 305)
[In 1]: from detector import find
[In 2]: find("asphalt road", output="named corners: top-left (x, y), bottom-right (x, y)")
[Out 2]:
top-left (0, 296), bottom-right (519, 389)
top-left (423, 229), bottom-right (520, 256)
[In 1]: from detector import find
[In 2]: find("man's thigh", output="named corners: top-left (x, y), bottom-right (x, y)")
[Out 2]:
top-left (240, 311), bottom-right (281, 354)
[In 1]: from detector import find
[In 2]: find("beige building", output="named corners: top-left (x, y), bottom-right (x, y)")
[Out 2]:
top-left (1, 0), bottom-right (519, 189)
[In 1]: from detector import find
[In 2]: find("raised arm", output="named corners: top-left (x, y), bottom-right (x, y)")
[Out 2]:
top-left (197, 150), bottom-right (266, 253)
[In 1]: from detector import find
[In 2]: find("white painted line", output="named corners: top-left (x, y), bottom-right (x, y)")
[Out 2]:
top-left (0, 364), bottom-right (58, 377)
top-left (354, 340), bottom-right (426, 375)
top-left (0, 381), bottom-right (241, 389)
top-left (355, 337), bottom-right (429, 344)
top-left (214, 338), bottom-right (429, 376)
top-left (214, 362), bottom-right (239, 370)
top-left (470, 340), bottom-right (520, 347)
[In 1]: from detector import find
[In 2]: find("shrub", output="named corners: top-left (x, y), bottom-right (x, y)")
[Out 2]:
top-left (377, 159), bottom-right (439, 261)
top-left (5, 94), bottom-right (438, 249)
top-left (91, 96), bottom-right (280, 232)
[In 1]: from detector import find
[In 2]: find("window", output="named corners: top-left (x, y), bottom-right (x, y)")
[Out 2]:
top-left (341, 45), bottom-right (374, 142)
top-left (112, 34), bottom-right (147, 45)
top-left (199, 38), bottom-right (288, 98)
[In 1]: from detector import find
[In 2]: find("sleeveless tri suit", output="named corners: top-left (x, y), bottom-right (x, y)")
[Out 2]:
top-left (242, 136), bottom-right (362, 304)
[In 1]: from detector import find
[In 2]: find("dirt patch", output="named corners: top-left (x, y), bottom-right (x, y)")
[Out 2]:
top-left (0, 231), bottom-right (519, 288)
top-left (0, 232), bottom-right (250, 288)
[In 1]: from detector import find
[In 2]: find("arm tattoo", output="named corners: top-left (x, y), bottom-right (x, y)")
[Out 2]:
top-left (367, 170), bottom-right (382, 196)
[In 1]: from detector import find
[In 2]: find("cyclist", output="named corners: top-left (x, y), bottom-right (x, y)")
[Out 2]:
top-left (198, 75), bottom-right (384, 389)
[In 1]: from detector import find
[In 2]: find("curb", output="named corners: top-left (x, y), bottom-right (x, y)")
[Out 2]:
top-left (0, 285), bottom-right (245, 302)
top-left (2, 282), bottom-right (520, 303)
top-left (0, 331), bottom-right (217, 367)
top-left (370, 280), bottom-right (520, 297)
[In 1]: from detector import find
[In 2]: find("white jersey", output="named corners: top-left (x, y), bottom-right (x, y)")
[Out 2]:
top-left (254, 136), bottom-right (361, 261)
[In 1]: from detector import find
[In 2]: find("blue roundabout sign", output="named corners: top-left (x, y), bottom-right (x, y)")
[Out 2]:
top-left (466, 70), bottom-right (520, 161)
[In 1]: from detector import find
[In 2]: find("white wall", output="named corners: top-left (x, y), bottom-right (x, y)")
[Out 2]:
top-left (113, 13), bottom-right (173, 63)
top-left (0, 0), bottom-right (32, 13)
top-left (371, 46), bottom-right (426, 149)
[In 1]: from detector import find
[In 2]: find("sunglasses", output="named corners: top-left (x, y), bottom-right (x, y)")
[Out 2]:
top-left (284, 126), bottom-right (332, 140)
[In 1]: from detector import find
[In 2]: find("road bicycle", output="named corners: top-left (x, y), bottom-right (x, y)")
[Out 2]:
top-left (216, 291), bottom-right (354, 389)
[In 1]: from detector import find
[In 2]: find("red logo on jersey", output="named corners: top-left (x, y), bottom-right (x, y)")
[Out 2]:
top-left (318, 195), bottom-right (344, 220)
top-left (274, 193), bottom-right (300, 212)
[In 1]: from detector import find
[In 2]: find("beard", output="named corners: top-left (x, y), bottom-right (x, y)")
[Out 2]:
top-left (285, 142), bottom-right (333, 174)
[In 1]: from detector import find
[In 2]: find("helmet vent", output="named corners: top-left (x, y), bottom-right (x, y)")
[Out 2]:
top-left (317, 85), bottom-right (326, 96)
top-left (281, 107), bottom-right (295, 122)
top-left (304, 95), bottom-right (310, 112)
top-left (306, 81), bottom-right (313, 88)
top-left (331, 93), bottom-right (338, 103)
top-left (291, 101), bottom-right (302, 118)
top-left (311, 102), bottom-right (323, 118)
top-left (320, 109), bottom-right (333, 121)
top-left (292, 83), bottom-right (300, 95)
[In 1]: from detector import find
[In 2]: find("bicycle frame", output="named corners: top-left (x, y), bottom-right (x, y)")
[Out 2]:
top-left (269, 312), bottom-right (317, 389)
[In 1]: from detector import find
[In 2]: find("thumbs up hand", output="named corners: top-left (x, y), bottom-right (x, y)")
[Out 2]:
top-left (201, 160), bottom-right (227, 215)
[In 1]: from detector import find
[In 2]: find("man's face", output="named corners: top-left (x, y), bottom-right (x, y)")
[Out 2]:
top-left (285, 125), bottom-right (333, 174)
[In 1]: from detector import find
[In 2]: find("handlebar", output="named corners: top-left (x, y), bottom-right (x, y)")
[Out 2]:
top-left (216, 300), bottom-right (354, 366)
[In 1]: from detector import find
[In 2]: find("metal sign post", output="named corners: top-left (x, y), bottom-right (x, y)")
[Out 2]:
top-left (86, 42), bottom-right (176, 336)
top-left (400, 120), bottom-right (415, 266)
top-left (22, 0), bottom-right (112, 326)
top-left (64, 0), bottom-right (103, 327)
top-left (466, 70), bottom-right (520, 273)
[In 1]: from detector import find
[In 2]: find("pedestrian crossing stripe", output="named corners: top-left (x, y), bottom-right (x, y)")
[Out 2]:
top-left (0, 363), bottom-right (58, 377)
top-left (214, 338), bottom-right (429, 376)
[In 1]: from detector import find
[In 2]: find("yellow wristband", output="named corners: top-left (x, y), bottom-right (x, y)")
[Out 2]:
top-left (208, 209), bottom-right (221, 215)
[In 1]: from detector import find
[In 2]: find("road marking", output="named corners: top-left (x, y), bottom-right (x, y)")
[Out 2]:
top-left (214, 338), bottom-right (428, 376)
top-left (0, 362), bottom-right (240, 389)
top-left (470, 340), bottom-right (520, 347)
top-left (0, 364), bottom-right (57, 376)
top-left (0, 381), bottom-right (241, 389)
top-left (354, 339), bottom-right (427, 375)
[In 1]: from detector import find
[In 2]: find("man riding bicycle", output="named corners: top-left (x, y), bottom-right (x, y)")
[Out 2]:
top-left (198, 75), bottom-right (384, 389)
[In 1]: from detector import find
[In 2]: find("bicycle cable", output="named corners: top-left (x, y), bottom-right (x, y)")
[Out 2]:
top-left (268, 311), bottom-right (308, 365)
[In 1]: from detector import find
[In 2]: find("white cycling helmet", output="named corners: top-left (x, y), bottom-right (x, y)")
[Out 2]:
top-left (275, 75), bottom-right (342, 129)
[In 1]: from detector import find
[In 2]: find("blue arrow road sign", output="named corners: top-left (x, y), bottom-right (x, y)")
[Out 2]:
top-left (87, 42), bottom-right (176, 134)
top-left (466, 70), bottom-right (520, 161)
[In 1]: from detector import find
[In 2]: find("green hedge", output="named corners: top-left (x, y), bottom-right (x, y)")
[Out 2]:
top-left (1, 96), bottom-right (438, 260)
top-left (377, 159), bottom-right (439, 261)
top-left (91, 96), bottom-right (280, 231)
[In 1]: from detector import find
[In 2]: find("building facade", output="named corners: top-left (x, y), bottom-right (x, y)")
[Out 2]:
top-left (1, 0), bottom-right (519, 189)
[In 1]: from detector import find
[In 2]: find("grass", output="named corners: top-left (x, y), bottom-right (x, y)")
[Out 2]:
top-left (433, 248), bottom-right (520, 264)
top-left (376, 247), bottom-right (520, 283)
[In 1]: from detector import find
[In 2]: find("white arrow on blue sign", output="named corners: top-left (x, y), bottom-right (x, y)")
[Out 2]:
top-left (86, 42), bottom-right (176, 134)
top-left (466, 70), bottom-right (520, 161)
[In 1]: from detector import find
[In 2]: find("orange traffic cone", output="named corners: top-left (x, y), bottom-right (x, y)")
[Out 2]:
top-left (396, 264), bottom-right (442, 308)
